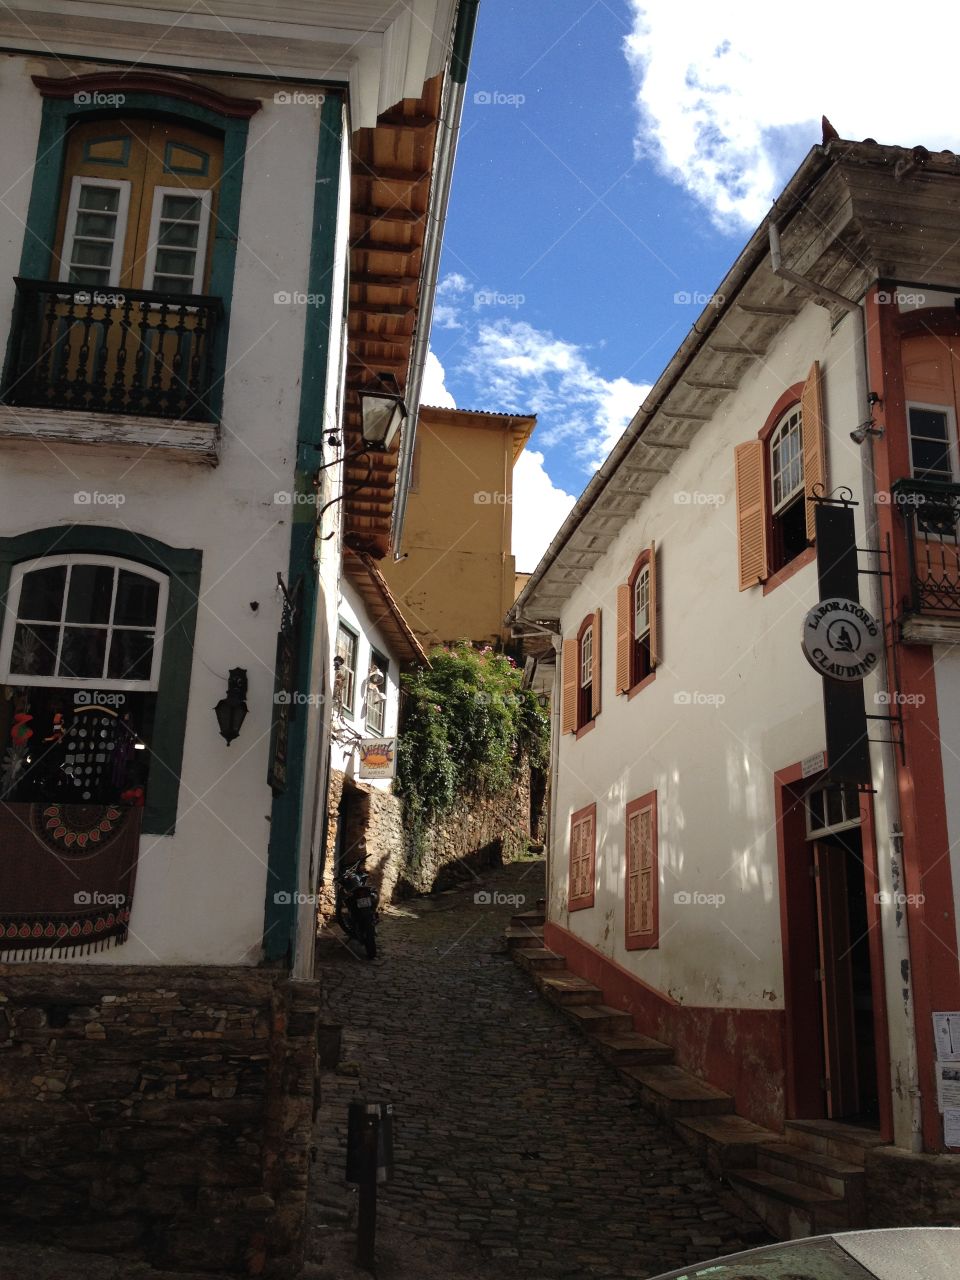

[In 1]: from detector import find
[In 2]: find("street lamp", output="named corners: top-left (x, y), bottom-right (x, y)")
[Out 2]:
top-left (357, 374), bottom-right (407, 452)
top-left (214, 668), bottom-right (249, 745)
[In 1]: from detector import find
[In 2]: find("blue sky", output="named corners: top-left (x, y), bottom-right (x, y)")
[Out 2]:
top-left (422, 0), bottom-right (960, 570)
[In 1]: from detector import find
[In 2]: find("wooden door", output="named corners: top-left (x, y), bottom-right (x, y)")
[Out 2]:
top-left (814, 842), bottom-right (860, 1117)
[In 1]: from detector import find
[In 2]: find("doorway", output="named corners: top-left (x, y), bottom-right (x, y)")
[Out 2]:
top-left (776, 766), bottom-right (892, 1136)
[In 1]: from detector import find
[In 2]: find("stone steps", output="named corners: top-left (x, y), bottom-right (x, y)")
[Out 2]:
top-left (512, 947), bottom-right (566, 973)
top-left (676, 1113), bottom-right (781, 1174)
top-left (784, 1118), bottom-right (885, 1168)
top-left (726, 1167), bottom-right (849, 1239)
top-left (591, 1030), bottom-right (674, 1066)
top-left (621, 1063), bottom-right (734, 1120)
top-left (511, 910), bottom-right (545, 929)
top-left (564, 1003), bottom-right (634, 1035)
top-left (504, 923), bottom-right (880, 1243)
top-left (536, 972), bottom-right (604, 1006)
top-left (505, 924), bottom-right (545, 950)
top-left (756, 1143), bottom-right (865, 1221)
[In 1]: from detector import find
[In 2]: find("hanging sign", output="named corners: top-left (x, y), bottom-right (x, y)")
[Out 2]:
top-left (358, 738), bottom-right (396, 780)
top-left (802, 597), bottom-right (882, 682)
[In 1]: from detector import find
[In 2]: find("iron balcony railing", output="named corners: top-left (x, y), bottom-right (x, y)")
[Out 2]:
top-left (890, 476), bottom-right (960, 616)
top-left (4, 278), bottom-right (223, 422)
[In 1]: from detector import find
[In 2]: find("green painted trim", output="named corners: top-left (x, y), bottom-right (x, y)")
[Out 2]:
top-left (336, 619), bottom-right (359, 719)
top-left (163, 140), bottom-right (210, 176)
top-left (82, 135), bottom-right (132, 166)
top-left (0, 525), bottom-right (201, 836)
top-left (8, 92), bottom-right (251, 420)
top-left (263, 92), bottom-right (345, 964)
top-left (451, 0), bottom-right (480, 85)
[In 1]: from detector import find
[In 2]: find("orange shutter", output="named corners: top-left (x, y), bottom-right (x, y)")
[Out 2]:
top-left (569, 805), bottom-right (596, 909)
top-left (561, 639), bottom-right (577, 734)
top-left (648, 541), bottom-right (660, 668)
top-left (801, 360), bottom-right (826, 543)
top-left (626, 793), bottom-right (658, 948)
top-left (592, 608), bottom-right (602, 717)
top-left (734, 439), bottom-right (768, 590)
top-left (616, 583), bottom-right (631, 694)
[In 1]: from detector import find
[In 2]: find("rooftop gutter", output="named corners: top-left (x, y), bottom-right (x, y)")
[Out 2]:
top-left (508, 142), bottom-right (836, 624)
top-left (391, 0), bottom-right (479, 556)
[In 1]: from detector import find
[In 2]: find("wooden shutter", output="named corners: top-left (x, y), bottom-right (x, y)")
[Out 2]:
top-left (648, 541), bottom-right (660, 669)
top-left (801, 361), bottom-right (827, 543)
top-left (591, 607), bottom-right (602, 717)
top-left (569, 804), bottom-right (596, 910)
top-left (616, 583), bottom-right (631, 694)
top-left (734, 439), bottom-right (768, 590)
top-left (626, 793), bottom-right (658, 948)
top-left (561, 639), bottom-right (577, 734)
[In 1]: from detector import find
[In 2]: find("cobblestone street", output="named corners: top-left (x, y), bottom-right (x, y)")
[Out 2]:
top-left (311, 858), bottom-right (767, 1280)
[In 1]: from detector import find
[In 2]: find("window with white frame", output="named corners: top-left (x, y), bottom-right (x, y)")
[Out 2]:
top-left (143, 189), bottom-right (213, 294)
top-left (769, 404), bottom-right (808, 571)
top-left (908, 403), bottom-right (956, 483)
top-left (0, 555), bottom-right (167, 806)
top-left (0, 556), bottom-right (167, 690)
top-left (364, 651), bottom-right (389, 736)
top-left (59, 177), bottom-right (131, 288)
top-left (632, 563), bottom-right (651, 684)
top-left (335, 623), bottom-right (359, 717)
top-left (806, 784), bottom-right (862, 839)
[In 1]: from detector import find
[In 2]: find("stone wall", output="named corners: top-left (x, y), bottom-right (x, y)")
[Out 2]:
top-left (322, 763), bottom-right (535, 913)
top-left (0, 966), bottom-right (320, 1276)
top-left (399, 762), bottom-right (533, 896)
top-left (866, 1145), bottom-right (960, 1226)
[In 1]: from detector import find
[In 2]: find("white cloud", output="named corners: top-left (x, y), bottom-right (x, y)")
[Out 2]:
top-left (623, 0), bottom-right (960, 228)
top-left (512, 449), bottom-right (576, 573)
top-left (420, 349), bottom-right (457, 409)
top-left (467, 320), bottom-right (649, 469)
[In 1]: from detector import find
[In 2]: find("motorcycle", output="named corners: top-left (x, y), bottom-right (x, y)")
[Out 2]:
top-left (335, 857), bottom-right (379, 959)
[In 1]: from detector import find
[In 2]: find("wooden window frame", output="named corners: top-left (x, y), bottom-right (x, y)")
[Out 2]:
top-left (627, 548), bottom-right (656, 696)
top-left (568, 801), bottom-right (596, 911)
top-left (625, 791), bottom-right (659, 949)
top-left (58, 175), bottom-right (131, 288)
top-left (906, 400), bottom-right (958, 482)
top-left (736, 372), bottom-right (823, 594)
top-left (762, 391), bottom-right (809, 577)
top-left (576, 612), bottom-right (595, 734)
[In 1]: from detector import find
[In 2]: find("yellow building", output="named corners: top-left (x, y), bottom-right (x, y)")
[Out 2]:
top-left (382, 405), bottom-right (536, 648)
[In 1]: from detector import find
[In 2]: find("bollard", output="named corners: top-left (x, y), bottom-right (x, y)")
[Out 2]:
top-left (346, 1101), bottom-right (394, 1273)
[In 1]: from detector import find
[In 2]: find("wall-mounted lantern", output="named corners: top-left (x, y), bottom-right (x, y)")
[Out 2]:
top-left (214, 668), bottom-right (249, 745)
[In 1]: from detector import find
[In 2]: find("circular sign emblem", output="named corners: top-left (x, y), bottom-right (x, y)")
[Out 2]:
top-left (802, 597), bottom-right (883, 682)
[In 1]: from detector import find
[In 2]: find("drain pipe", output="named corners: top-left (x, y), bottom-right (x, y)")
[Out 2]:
top-left (769, 223), bottom-right (922, 1151)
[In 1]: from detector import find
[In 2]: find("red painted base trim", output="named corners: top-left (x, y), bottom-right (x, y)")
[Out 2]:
top-left (544, 921), bottom-right (786, 1132)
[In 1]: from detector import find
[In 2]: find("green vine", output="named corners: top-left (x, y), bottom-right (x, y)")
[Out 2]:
top-left (395, 644), bottom-right (549, 835)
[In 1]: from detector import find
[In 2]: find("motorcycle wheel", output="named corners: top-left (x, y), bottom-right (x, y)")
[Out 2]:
top-left (362, 918), bottom-right (377, 960)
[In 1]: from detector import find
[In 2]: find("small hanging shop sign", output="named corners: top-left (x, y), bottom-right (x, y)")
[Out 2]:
top-left (358, 738), bottom-right (396, 780)
top-left (801, 596), bottom-right (883, 682)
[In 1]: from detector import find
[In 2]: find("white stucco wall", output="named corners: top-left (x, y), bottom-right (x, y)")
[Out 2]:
top-left (0, 61), bottom-right (349, 964)
top-left (329, 578), bottom-right (402, 793)
top-left (551, 302), bottom-right (870, 1010)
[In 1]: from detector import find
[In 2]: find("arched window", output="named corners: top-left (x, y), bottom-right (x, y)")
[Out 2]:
top-left (561, 610), bottom-right (602, 735)
top-left (616, 545), bottom-right (658, 696)
top-left (0, 555), bottom-right (169, 809)
top-left (768, 403), bottom-right (807, 569)
top-left (1, 556), bottom-right (168, 690)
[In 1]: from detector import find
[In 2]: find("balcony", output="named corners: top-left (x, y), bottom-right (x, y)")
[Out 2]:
top-left (891, 477), bottom-right (960, 641)
top-left (0, 278), bottom-right (223, 463)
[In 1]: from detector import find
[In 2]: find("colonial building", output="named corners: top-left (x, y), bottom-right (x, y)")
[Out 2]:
top-left (323, 547), bottom-right (428, 916)
top-left (0, 0), bottom-right (478, 1269)
top-left (511, 133), bottom-right (960, 1226)
top-left (382, 405), bottom-right (536, 647)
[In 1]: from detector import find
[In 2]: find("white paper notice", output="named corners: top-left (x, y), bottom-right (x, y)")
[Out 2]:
top-left (945, 1108), bottom-right (960, 1148)
top-left (933, 1012), bottom-right (960, 1062)
top-left (936, 1062), bottom-right (960, 1111)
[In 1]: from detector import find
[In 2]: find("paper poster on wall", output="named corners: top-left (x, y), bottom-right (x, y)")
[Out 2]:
top-left (935, 1062), bottom-right (960, 1111)
top-left (944, 1108), bottom-right (960, 1148)
top-left (358, 738), bottom-right (396, 780)
top-left (933, 1012), bottom-right (960, 1062)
